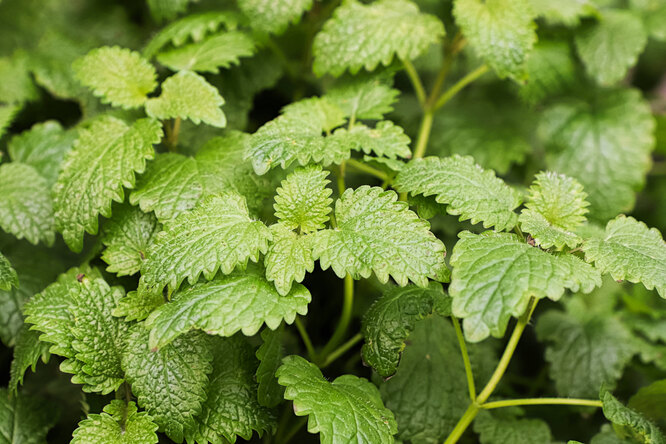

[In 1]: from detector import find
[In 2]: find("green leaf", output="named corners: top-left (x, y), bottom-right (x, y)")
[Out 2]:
top-left (23, 267), bottom-right (128, 394)
top-left (453, 0), bottom-right (537, 80)
top-left (145, 266), bottom-right (311, 349)
top-left (313, 0), bottom-right (444, 76)
top-left (9, 323), bottom-right (50, 394)
top-left (0, 251), bottom-right (18, 291)
top-left (519, 40), bottom-right (577, 105)
top-left (54, 116), bottom-right (161, 252)
top-left (147, 0), bottom-right (193, 23)
top-left (255, 326), bottom-right (285, 408)
top-left (277, 355), bottom-right (398, 443)
top-left (601, 390), bottom-right (666, 444)
top-left (73, 46), bottom-right (157, 109)
top-left (541, 88), bottom-right (655, 221)
top-left (71, 400), bottom-right (159, 444)
top-left (325, 74), bottom-right (399, 121)
top-left (583, 215), bottom-right (666, 297)
top-left (529, 0), bottom-right (597, 26)
top-left (361, 282), bottom-right (449, 378)
top-left (312, 186), bottom-right (449, 286)
top-left (575, 10), bottom-right (648, 86)
top-left (0, 388), bottom-right (58, 444)
top-left (536, 309), bottom-right (637, 397)
top-left (122, 326), bottom-right (213, 443)
top-left (590, 424), bottom-right (628, 444)
top-left (394, 156), bottom-right (522, 231)
top-left (473, 411), bottom-right (552, 444)
top-left (264, 224), bottom-right (316, 296)
top-left (0, 162), bottom-right (55, 245)
top-left (112, 290), bottom-right (165, 322)
top-left (330, 121), bottom-right (411, 159)
top-left (630, 0), bottom-right (666, 41)
top-left (0, 104), bottom-right (20, 140)
top-left (130, 153), bottom-right (202, 221)
top-left (8, 120), bottom-right (77, 185)
top-left (101, 205), bottom-right (161, 276)
top-left (238, 0), bottom-right (313, 34)
top-left (0, 52), bottom-right (38, 104)
top-left (138, 192), bottom-right (272, 295)
top-left (273, 165), bottom-right (332, 233)
top-left (187, 336), bottom-right (277, 443)
top-left (156, 31), bottom-right (255, 73)
top-left (629, 380), bottom-right (666, 428)
top-left (450, 231), bottom-right (601, 342)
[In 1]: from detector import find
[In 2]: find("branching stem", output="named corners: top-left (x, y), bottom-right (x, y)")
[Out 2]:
top-left (294, 317), bottom-right (317, 362)
top-left (319, 274), bottom-right (354, 362)
top-left (346, 158), bottom-right (390, 182)
top-left (433, 64), bottom-right (489, 111)
top-left (321, 333), bottom-right (363, 368)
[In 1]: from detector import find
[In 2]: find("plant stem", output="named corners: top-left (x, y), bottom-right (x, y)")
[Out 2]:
top-left (481, 398), bottom-right (603, 410)
top-left (412, 110), bottom-right (434, 160)
top-left (346, 158), bottom-right (390, 182)
top-left (337, 161), bottom-right (346, 196)
top-left (282, 417), bottom-right (308, 444)
top-left (294, 317), bottom-right (316, 362)
top-left (321, 333), bottom-right (363, 368)
top-left (165, 117), bottom-right (181, 151)
top-left (403, 59), bottom-right (426, 107)
top-left (433, 64), bottom-right (489, 111)
top-left (319, 274), bottom-right (355, 362)
top-left (452, 316), bottom-right (476, 402)
top-left (444, 403), bottom-right (479, 444)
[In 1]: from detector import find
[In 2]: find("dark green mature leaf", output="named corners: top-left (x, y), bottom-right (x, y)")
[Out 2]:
top-left (361, 282), bottom-right (449, 378)
top-left (255, 326), bottom-right (285, 408)
top-left (145, 267), bottom-right (311, 349)
top-left (71, 400), bottom-right (159, 444)
top-left (313, 0), bottom-right (445, 76)
top-left (122, 326), bottom-right (213, 443)
top-left (187, 336), bottom-right (277, 443)
top-left (629, 380), bottom-right (666, 428)
top-left (0, 388), bottom-right (58, 444)
top-left (0, 251), bottom-right (18, 291)
top-left (238, 0), bottom-right (313, 34)
top-left (519, 41), bottom-right (576, 105)
top-left (312, 186), bottom-right (449, 286)
top-left (474, 411), bottom-right (552, 444)
top-left (54, 117), bottom-right (162, 252)
top-left (9, 323), bottom-right (50, 393)
top-left (601, 390), bottom-right (666, 444)
top-left (277, 355), bottom-right (398, 443)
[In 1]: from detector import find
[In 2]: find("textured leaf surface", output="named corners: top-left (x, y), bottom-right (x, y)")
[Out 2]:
top-left (0, 162), bottom-right (55, 245)
top-left (265, 224), bottom-right (315, 296)
top-left (331, 121), bottom-right (411, 159)
top-left (73, 46), bottom-right (157, 108)
top-left (101, 205), bottom-right (160, 276)
top-left (54, 117), bottom-right (161, 252)
top-left (519, 41), bottom-right (577, 104)
top-left (529, 0), bottom-right (597, 26)
top-left (277, 355), bottom-right (397, 443)
top-left (122, 326), bottom-right (212, 442)
top-left (583, 216), bottom-right (666, 297)
top-left (474, 411), bottom-right (552, 444)
top-left (326, 75), bottom-right (399, 120)
top-left (454, 0), bottom-right (537, 79)
top-left (541, 89), bottom-right (655, 221)
top-left (71, 401), bottom-right (158, 444)
top-left (601, 390), bottom-right (666, 444)
top-left (145, 267), bottom-right (311, 349)
top-left (575, 10), bottom-right (647, 85)
top-left (361, 282), bottom-right (449, 378)
top-left (146, 70), bottom-right (226, 127)
top-left (156, 31), bottom-right (255, 73)
top-left (450, 231), bottom-right (601, 342)
top-left (313, 0), bottom-right (444, 76)
top-left (394, 156), bottom-right (522, 231)
top-left (0, 104), bottom-right (19, 140)
top-left (239, 0), bottom-right (313, 34)
top-left (273, 166), bottom-right (332, 233)
top-left (187, 336), bottom-right (277, 443)
top-left (0, 53), bottom-right (38, 104)
top-left (147, 0), bottom-right (193, 22)
top-left (256, 326), bottom-right (285, 408)
top-left (8, 120), bottom-right (77, 185)
top-left (537, 310), bottom-right (637, 397)
top-left (628, 379), bottom-right (666, 427)
top-left (112, 290), bottom-right (164, 322)
top-left (0, 251), bottom-right (18, 291)
top-left (312, 186), bottom-right (449, 286)
top-left (9, 323), bottom-right (50, 393)
top-left (139, 192), bottom-right (271, 295)
top-left (0, 388), bottom-right (57, 444)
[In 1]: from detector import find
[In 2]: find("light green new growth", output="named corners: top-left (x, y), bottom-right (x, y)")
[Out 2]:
top-left (147, 0), bottom-right (193, 23)
top-left (450, 231), bottom-right (601, 342)
top-left (145, 267), bottom-right (310, 349)
top-left (274, 165), bottom-right (333, 233)
top-left (156, 31), bottom-right (255, 73)
top-left (0, 53), bottom-right (38, 104)
top-left (73, 46), bottom-right (157, 108)
top-left (529, 0), bottom-right (597, 26)
top-left (276, 355), bottom-right (398, 443)
top-left (0, 251), bottom-right (18, 291)
top-left (601, 389), bottom-right (666, 444)
top-left (238, 0), bottom-right (314, 34)
top-left (394, 156), bottom-right (522, 232)
top-left (71, 401), bottom-right (159, 444)
top-left (146, 70), bottom-right (226, 127)
top-left (0, 105), bottom-right (19, 140)
top-left (325, 75), bottom-right (399, 121)
top-left (53, 117), bottom-right (161, 252)
top-left (312, 186), bottom-right (449, 287)
top-left (330, 121), bottom-right (412, 159)
top-left (139, 192), bottom-right (272, 295)
top-left (255, 326), bottom-right (285, 408)
top-left (583, 215), bottom-right (666, 297)
top-left (313, 0), bottom-right (445, 76)
top-left (0, 162), bottom-right (55, 246)
top-left (518, 171), bottom-right (589, 249)
top-left (112, 290), bottom-right (164, 323)
top-left (265, 223), bottom-right (316, 295)
top-left (453, 0), bottom-right (537, 80)
top-left (122, 326), bottom-right (212, 443)
top-left (361, 282), bottom-right (449, 378)
top-left (575, 10), bottom-right (648, 86)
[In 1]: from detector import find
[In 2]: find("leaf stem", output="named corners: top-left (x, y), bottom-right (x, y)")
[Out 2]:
top-left (402, 59), bottom-right (426, 107)
top-left (165, 117), bottom-right (181, 151)
top-left (294, 317), bottom-right (317, 362)
top-left (346, 158), bottom-right (390, 182)
top-left (452, 316), bottom-right (476, 402)
top-left (481, 398), bottom-right (603, 410)
top-left (321, 332), bottom-right (363, 368)
top-left (318, 274), bottom-right (355, 362)
top-left (433, 64), bottom-right (489, 112)
top-left (412, 110), bottom-right (434, 160)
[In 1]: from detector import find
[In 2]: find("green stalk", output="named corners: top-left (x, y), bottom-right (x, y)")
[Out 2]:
top-left (346, 158), bottom-right (390, 182)
top-left (318, 274), bottom-right (354, 362)
top-left (452, 316), bottom-right (476, 402)
top-left (294, 317), bottom-right (316, 362)
top-left (321, 333), bottom-right (363, 368)
top-left (481, 398), bottom-right (603, 410)
top-left (403, 59), bottom-right (426, 107)
top-left (433, 64), bottom-right (489, 111)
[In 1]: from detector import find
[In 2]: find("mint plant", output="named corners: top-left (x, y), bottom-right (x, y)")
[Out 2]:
top-left (0, 0), bottom-right (665, 443)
